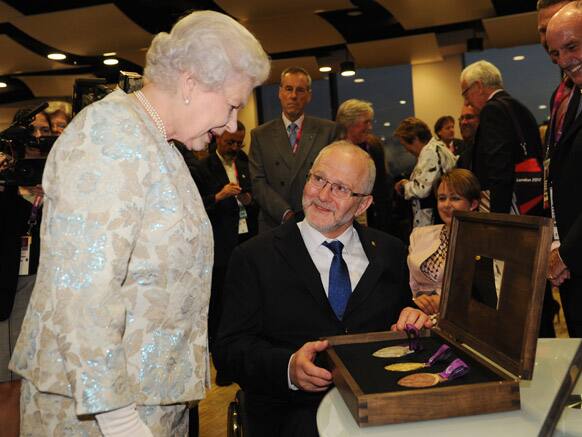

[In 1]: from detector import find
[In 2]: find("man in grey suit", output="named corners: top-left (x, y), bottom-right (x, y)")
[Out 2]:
top-left (250, 66), bottom-right (337, 232)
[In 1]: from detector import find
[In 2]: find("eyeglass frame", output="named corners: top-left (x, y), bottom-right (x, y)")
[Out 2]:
top-left (458, 114), bottom-right (478, 122)
top-left (461, 81), bottom-right (478, 98)
top-left (306, 172), bottom-right (370, 199)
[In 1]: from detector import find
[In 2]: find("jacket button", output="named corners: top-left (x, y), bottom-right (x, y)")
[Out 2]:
top-left (275, 161), bottom-right (280, 166)
top-left (280, 181), bottom-right (285, 186)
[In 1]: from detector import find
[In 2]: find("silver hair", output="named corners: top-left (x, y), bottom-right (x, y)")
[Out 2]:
top-left (460, 60), bottom-right (504, 89)
top-left (280, 66), bottom-right (312, 90)
top-left (313, 140), bottom-right (376, 194)
top-left (144, 11), bottom-right (270, 92)
top-left (336, 99), bottom-right (374, 129)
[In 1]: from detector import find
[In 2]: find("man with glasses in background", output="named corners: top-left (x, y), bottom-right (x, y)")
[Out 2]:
top-left (250, 66), bottom-right (337, 232)
top-left (215, 141), bottom-right (430, 437)
top-left (460, 60), bottom-right (543, 215)
top-left (456, 104), bottom-right (480, 169)
top-left (193, 121), bottom-right (257, 360)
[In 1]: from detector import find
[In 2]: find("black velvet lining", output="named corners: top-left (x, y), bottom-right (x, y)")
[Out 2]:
top-left (333, 336), bottom-right (504, 394)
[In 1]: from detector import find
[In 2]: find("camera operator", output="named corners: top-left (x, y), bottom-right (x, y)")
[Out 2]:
top-left (0, 107), bottom-right (50, 436)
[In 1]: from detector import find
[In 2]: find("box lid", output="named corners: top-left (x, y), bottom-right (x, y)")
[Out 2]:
top-left (437, 211), bottom-right (552, 380)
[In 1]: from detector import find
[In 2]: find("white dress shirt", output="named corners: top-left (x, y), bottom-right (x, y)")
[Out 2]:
top-left (288, 220), bottom-right (369, 390)
top-left (282, 113), bottom-right (305, 137)
top-left (297, 220), bottom-right (369, 295)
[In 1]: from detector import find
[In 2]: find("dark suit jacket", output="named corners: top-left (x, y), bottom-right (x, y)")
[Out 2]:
top-left (193, 152), bottom-right (257, 268)
top-left (358, 136), bottom-right (393, 233)
top-left (0, 187), bottom-right (41, 320)
top-left (213, 221), bottom-right (412, 406)
top-left (550, 88), bottom-right (582, 274)
top-left (249, 116), bottom-right (337, 231)
top-left (472, 90), bottom-right (543, 213)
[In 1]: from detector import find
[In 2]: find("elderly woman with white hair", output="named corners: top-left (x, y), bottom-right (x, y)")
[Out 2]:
top-left (9, 10), bottom-right (269, 437)
top-left (336, 99), bottom-right (393, 233)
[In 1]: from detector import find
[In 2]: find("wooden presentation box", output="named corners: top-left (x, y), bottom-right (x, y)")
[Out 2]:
top-left (324, 212), bottom-right (553, 427)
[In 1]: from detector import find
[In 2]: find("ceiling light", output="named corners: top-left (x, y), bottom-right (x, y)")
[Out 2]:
top-left (103, 58), bottom-right (119, 66)
top-left (538, 104), bottom-right (547, 110)
top-left (103, 52), bottom-right (117, 57)
top-left (399, 100), bottom-right (407, 105)
top-left (513, 55), bottom-right (526, 61)
top-left (340, 61), bottom-right (356, 77)
top-left (354, 78), bottom-right (365, 83)
top-left (319, 66), bottom-right (332, 73)
top-left (48, 53), bottom-right (66, 60)
top-left (383, 122), bottom-right (391, 127)
top-left (0, 82), bottom-right (7, 88)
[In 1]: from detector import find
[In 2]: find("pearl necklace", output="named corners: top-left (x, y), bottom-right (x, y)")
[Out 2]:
top-left (134, 90), bottom-right (167, 141)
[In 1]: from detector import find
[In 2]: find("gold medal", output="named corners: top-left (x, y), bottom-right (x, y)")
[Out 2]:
top-left (372, 345), bottom-right (413, 358)
top-left (397, 372), bottom-right (440, 388)
top-left (384, 362), bottom-right (426, 372)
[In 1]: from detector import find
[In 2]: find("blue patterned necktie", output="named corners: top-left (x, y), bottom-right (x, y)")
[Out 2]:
top-left (288, 122), bottom-right (298, 149)
top-left (322, 240), bottom-right (351, 320)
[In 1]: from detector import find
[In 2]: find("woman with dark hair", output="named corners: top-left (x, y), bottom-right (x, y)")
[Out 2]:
top-left (407, 168), bottom-right (480, 314)
top-left (434, 115), bottom-right (465, 156)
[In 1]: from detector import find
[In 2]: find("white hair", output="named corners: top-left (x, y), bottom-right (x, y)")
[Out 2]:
top-left (336, 99), bottom-right (374, 129)
top-left (313, 141), bottom-right (376, 194)
top-left (144, 11), bottom-right (270, 91)
top-left (460, 60), bottom-right (504, 89)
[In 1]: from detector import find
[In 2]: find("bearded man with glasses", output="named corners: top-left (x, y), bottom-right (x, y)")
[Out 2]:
top-left (214, 141), bottom-right (431, 437)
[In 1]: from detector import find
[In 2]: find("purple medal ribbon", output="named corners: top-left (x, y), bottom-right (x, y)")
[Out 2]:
top-left (427, 344), bottom-right (451, 366)
top-left (405, 324), bottom-right (422, 352)
top-left (439, 358), bottom-right (470, 381)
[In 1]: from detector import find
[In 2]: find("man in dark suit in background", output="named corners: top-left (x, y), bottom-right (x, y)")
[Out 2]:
top-left (546, 2), bottom-right (582, 336)
top-left (193, 121), bottom-right (258, 351)
top-left (460, 60), bottom-right (543, 215)
top-left (250, 66), bottom-right (337, 232)
top-left (456, 104), bottom-right (480, 170)
top-left (215, 141), bottom-right (430, 437)
top-left (460, 60), bottom-right (558, 337)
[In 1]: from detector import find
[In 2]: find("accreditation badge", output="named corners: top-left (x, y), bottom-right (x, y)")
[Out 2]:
top-left (19, 235), bottom-right (32, 276)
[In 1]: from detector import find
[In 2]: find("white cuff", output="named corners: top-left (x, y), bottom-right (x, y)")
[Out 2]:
top-left (287, 353), bottom-right (299, 391)
top-left (96, 403), bottom-right (153, 437)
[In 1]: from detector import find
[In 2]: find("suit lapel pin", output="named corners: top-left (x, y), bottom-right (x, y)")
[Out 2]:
top-left (371, 241), bottom-right (376, 247)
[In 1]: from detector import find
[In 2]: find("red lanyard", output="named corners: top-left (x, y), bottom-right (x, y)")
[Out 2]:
top-left (232, 161), bottom-right (239, 184)
top-left (550, 79), bottom-right (573, 145)
top-left (291, 123), bottom-right (303, 154)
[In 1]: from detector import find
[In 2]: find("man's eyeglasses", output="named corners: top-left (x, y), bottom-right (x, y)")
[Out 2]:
top-left (458, 114), bottom-right (478, 122)
top-left (461, 82), bottom-right (477, 98)
top-left (306, 173), bottom-right (369, 199)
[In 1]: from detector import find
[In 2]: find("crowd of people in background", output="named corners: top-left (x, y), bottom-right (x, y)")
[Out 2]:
top-left (1, 1), bottom-right (582, 436)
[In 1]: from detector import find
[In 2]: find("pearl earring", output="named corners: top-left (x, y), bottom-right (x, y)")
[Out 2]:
top-left (184, 98), bottom-right (190, 105)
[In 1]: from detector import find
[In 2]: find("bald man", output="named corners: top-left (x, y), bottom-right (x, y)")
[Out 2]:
top-left (546, 1), bottom-right (582, 337)
top-left (215, 142), bottom-right (430, 436)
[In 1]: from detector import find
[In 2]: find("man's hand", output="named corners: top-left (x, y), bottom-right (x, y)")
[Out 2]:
top-left (390, 307), bottom-right (433, 331)
top-left (394, 179), bottom-right (408, 197)
top-left (548, 248), bottom-right (569, 286)
top-left (215, 182), bottom-right (242, 202)
top-left (413, 294), bottom-right (440, 315)
top-left (289, 340), bottom-right (332, 392)
top-left (550, 267), bottom-right (570, 287)
top-left (236, 191), bottom-right (252, 206)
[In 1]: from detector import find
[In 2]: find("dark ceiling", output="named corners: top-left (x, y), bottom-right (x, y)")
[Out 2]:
top-left (0, 0), bottom-right (539, 104)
